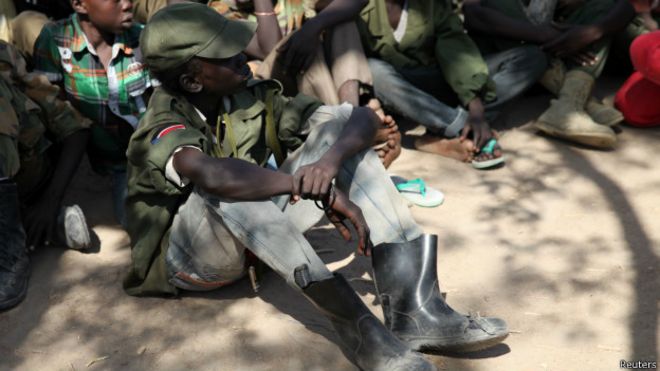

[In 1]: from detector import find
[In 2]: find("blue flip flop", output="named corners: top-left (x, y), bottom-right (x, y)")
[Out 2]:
top-left (391, 176), bottom-right (444, 208)
top-left (472, 138), bottom-right (506, 170)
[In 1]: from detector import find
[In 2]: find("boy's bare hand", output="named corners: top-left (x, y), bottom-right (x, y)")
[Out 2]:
top-left (291, 157), bottom-right (340, 201)
top-left (323, 187), bottom-right (372, 256)
top-left (462, 98), bottom-right (492, 150)
top-left (277, 27), bottom-right (321, 75)
top-left (542, 24), bottom-right (603, 58)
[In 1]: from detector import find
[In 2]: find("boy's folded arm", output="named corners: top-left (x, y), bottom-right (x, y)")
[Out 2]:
top-left (463, 1), bottom-right (554, 44)
top-left (172, 147), bottom-right (294, 200)
top-left (321, 106), bottom-right (380, 166)
top-left (592, 0), bottom-right (636, 37)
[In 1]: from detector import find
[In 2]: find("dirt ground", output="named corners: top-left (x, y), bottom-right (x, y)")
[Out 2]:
top-left (1, 82), bottom-right (658, 371)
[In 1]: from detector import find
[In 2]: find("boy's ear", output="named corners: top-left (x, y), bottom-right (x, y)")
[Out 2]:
top-left (180, 72), bottom-right (203, 94)
top-left (71, 0), bottom-right (87, 14)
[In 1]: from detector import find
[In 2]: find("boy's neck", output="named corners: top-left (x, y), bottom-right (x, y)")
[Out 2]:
top-left (187, 93), bottom-right (224, 124)
top-left (77, 15), bottom-right (116, 51)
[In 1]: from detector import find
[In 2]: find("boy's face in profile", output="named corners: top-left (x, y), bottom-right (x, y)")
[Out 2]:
top-left (74, 0), bottom-right (134, 34)
top-left (195, 53), bottom-right (252, 97)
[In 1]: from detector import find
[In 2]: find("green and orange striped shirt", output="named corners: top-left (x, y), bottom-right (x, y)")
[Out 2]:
top-left (34, 14), bottom-right (151, 129)
top-left (33, 14), bottom-right (152, 171)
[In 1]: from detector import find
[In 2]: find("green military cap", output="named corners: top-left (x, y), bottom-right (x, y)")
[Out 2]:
top-left (141, 2), bottom-right (256, 72)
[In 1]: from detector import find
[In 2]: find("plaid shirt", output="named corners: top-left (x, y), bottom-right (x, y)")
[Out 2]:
top-left (33, 14), bottom-right (151, 130)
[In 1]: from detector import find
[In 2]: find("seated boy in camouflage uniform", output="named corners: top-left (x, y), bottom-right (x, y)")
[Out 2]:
top-left (0, 41), bottom-right (92, 311)
top-left (125, 4), bottom-right (509, 370)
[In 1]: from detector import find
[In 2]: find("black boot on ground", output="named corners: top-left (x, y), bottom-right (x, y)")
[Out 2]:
top-left (372, 234), bottom-right (509, 353)
top-left (303, 273), bottom-right (437, 371)
top-left (0, 180), bottom-right (29, 311)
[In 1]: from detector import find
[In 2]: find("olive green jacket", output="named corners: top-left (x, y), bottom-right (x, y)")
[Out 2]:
top-left (123, 79), bottom-right (321, 296)
top-left (357, 0), bottom-right (496, 105)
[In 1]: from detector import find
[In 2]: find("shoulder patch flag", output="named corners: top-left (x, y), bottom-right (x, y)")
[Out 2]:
top-left (151, 124), bottom-right (186, 144)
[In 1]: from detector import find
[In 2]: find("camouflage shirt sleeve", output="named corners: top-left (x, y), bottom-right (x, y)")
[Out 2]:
top-left (32, 24), bottom-right (63, 83)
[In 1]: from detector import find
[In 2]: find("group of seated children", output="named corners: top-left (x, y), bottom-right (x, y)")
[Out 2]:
top-left (1, 0), bottom-right (658, 369)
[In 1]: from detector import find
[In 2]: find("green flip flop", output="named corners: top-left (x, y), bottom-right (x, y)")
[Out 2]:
top-left (472, 138), bottom-right (506, 170)
top-left (391, 176), bottom-right (444, 208)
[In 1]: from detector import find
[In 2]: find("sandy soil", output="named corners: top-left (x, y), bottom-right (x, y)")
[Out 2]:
top-left (1, 84), bottom-right (658, 371)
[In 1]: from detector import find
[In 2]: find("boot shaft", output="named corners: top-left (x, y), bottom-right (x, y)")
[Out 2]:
top-left (372, 235), bottom-right (454, 323)
top-left (558, 70), bottom-right (595, 109)
top-left (303, 273), bottom-right (436, 371)
top-left (0, 181), bottom-right (26, 248)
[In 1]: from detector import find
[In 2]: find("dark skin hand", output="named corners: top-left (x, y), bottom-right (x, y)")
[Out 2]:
top-left (173, 148), bottom-right (372, 255)
top-left (542, 0), bottom-right (635, 58)
top-left (291, 106), bottom-right (379, 201)
top-left (460, 98), bottom-right (502, 161)
top-left (277, 0), bottom-right (368, 74)
top-left (461, 98), bottom-right (490, 149)
top-left (323, 187), bottom-right (372, 256)
top-left (25, 130), bottom-right (90, 249)
top-left (463, 1), bottom-right (596, 66)
top-left (463, 0), bottom-right (561, 44)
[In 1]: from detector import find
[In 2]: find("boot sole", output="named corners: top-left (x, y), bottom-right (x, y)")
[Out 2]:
top-left (405, 332), bottom-right (509, 354)
top-left (0, 274), bottom-right (28, 311)
top-left (534, 121), bottom-right (616, 149)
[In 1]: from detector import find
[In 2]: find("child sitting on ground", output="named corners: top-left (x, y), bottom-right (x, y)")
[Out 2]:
top-left (33, 0), bottom-right (153, 223)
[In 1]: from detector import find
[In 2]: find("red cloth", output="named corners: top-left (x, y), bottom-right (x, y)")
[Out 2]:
top-left (615, 31), bottom-right (660, 127)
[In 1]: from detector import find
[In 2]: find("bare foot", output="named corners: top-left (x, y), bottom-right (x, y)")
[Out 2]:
top-left (375, 115), bottom-right (398, 144)
top-left (414, 135), bottom-right (475, 162)
top-left (367, 98), bottom-right (386, 121)
top-left (376, 130), bottom-right (402, 169)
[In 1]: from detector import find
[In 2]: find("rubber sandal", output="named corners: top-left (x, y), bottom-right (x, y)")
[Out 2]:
top-left (391, 176), bottom-right (444, 208)
top-left (472, 138), bottom-right (506, 170)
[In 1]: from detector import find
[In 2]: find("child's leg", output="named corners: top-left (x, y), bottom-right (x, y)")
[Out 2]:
top-left (276, 107), bottom-right (423, 245)
top-left (483, 45), bottom-right (548, 110)
top-left (367, 58), bottom-right (467, 138)
top-left (166, 189), bottom-right (333, 291)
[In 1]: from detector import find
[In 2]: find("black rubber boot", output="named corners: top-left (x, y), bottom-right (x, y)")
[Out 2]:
top-left (372, 234), bottom-right (509, 353)
top-left (303, 273), bottom-right (437, 371)
top-left (0, 181), bottom-right (29, 311)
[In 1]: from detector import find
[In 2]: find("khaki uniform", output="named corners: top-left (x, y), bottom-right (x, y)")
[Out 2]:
top-left (124, 80), bottom-right (321, 296)
top-left (0, 41), bottom-right (90, 198)
top-left (357, 0), bottom-right (496, 106)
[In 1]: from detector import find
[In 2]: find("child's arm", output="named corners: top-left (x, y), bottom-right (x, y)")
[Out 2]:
top-left (291, 106), bottom-right (379, 200)
top-left (277, 0), bottom-right (368, 73)
top-left (463, 0), bottom-right (561, 44)
top-left (543, 0), bottom-right (636, 57)
top-left (173, 148), bottom-right (295, 200)
top-left (24, 130), bottom-right (89, 248)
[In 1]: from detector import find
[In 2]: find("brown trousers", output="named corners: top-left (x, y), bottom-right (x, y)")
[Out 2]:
top-left (256, 21), bottom-right (372, 105)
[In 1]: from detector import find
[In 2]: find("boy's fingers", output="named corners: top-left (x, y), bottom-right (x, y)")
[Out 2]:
top-left (311, 176), bottom-right (323, 199)
top-left (319, 178), bottom-right (332, 198)
top-left (292, 172), bottom-right (302, 197)
top-left (333, 219), bottom-right (352, 241)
